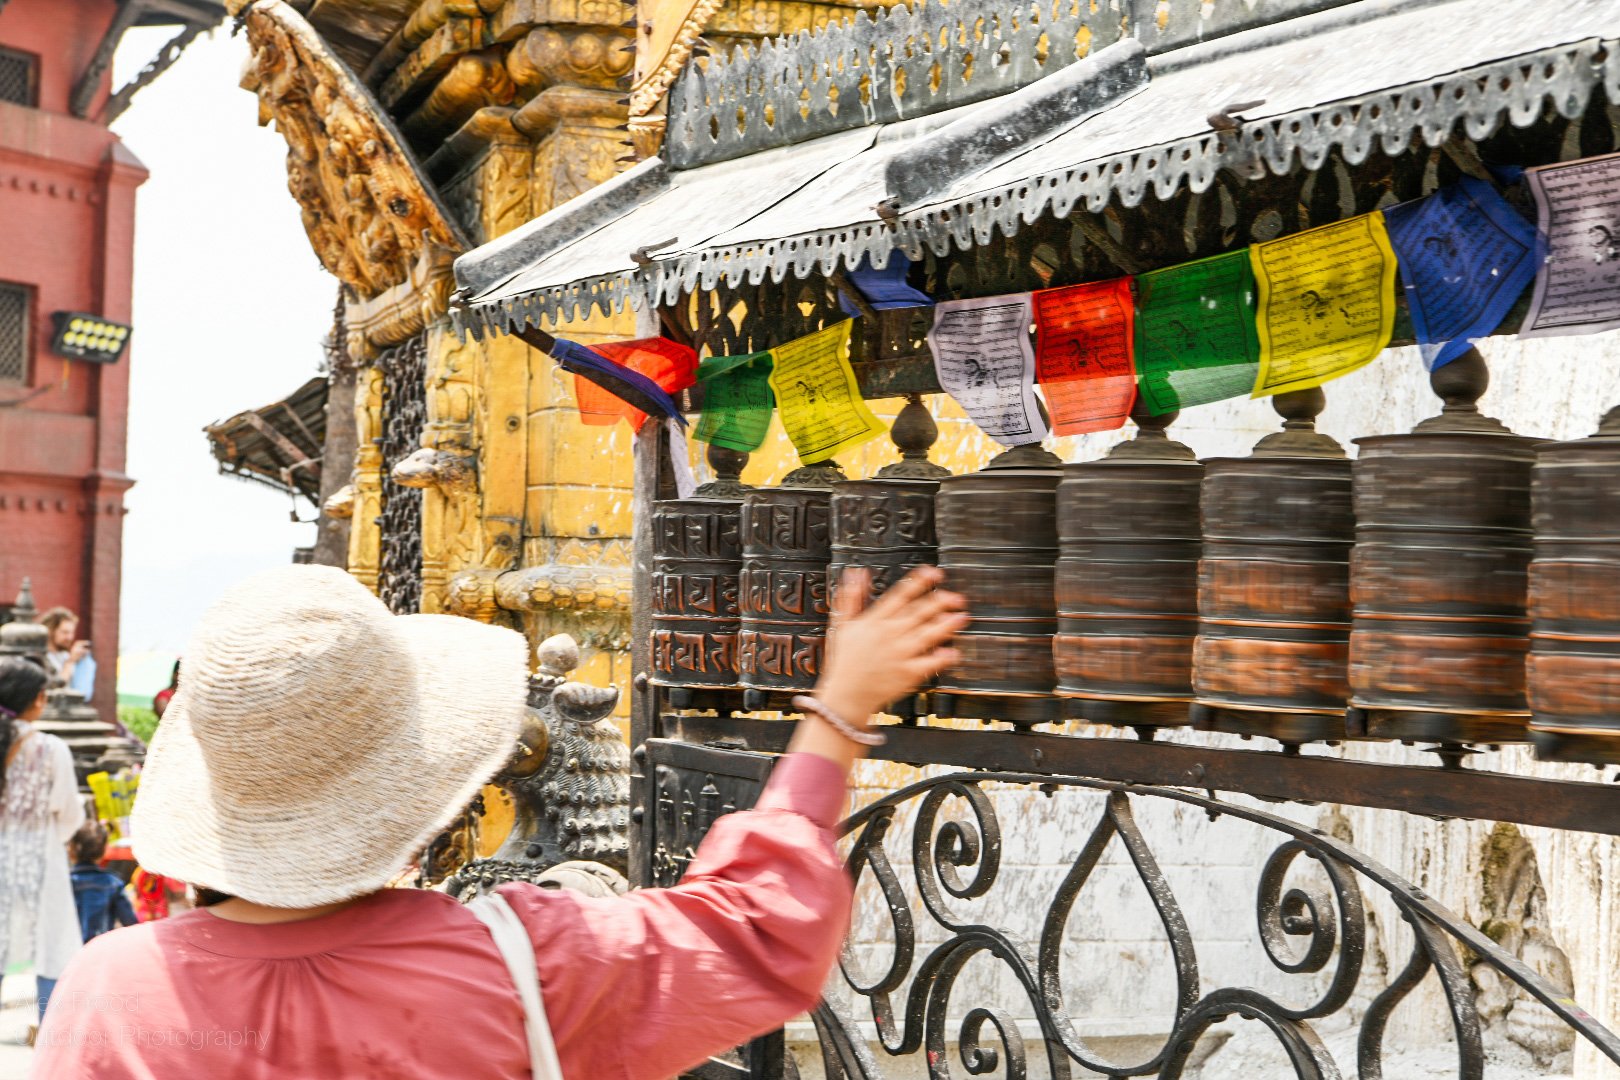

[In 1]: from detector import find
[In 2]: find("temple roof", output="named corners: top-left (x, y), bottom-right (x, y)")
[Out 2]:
top-left (203, 376), bottom-right (329, 503)
top-left (451, 0), bottom-right (1620, 336)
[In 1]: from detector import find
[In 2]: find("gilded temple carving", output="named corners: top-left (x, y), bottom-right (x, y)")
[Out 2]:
top-left (234, 0), bottom-right (468, 355)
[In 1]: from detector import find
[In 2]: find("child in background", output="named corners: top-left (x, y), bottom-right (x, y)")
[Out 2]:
top-left (129, 867), bottom-right (188, 921)
top-left (68, 823), bottom-right (136, 942)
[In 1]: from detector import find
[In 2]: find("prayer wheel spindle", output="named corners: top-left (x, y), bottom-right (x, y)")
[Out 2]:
top-left (1529, 405), bottom-right (1620, 764)
top-left (1347, 348), bottom-right (1539, 743)
top-left (1056, 406), bottom-right (1202, 726)
top-left (933, 442), bottom-right (1063, 727)
top-left (738, 478), bottom-right (835, 710)
top-left (1192, 388), bottom-right (1355, 742)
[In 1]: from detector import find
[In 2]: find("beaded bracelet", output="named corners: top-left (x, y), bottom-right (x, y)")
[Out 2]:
top-left (791, 694), bottom-right (887, 746)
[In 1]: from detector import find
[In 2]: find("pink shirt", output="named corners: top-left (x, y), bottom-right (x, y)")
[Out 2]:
top-left (34, 753), bottom-right (851, 1079)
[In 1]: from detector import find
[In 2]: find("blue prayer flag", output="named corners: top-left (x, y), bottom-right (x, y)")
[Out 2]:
top-left (837, 253), bottom-right (932, 317)
top-left (1383, 176), bottom-right (1541, 369)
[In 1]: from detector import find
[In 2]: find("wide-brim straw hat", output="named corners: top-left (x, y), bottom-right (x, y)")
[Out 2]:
top-left (132, 564), bottom-right (529, 907)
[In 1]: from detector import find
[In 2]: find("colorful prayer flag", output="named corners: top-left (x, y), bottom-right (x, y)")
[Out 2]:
top-left (1134, 250), bottom-right (1261, 414)
top-left (1383, 177), bottom-right (1540, 368)
top-left (837, 252), bottom-right (933, 317)
top-left (693, 352), bottom-right (774, 453)
top-left (766, 321), bottom-right (884, 464)
top-left (1249, 214), bottom-right (1398, 397)
top-left (927, 294), bottom-right (1048, 447)
top-left (574, 337), bottom-right (698, 430)
top-left (549, 338), bottom-right (687, 427)
top-left (1522, 152), bottom-right (1620, 338)
top-left (1032, 278), bottom-right (1136, 435)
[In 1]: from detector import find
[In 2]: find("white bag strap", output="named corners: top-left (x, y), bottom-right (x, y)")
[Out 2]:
top-left (469, 892), bottom-right (566, 1080)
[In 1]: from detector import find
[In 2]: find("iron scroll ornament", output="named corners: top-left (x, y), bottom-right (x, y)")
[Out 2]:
top-left (819, 772), bottom-right (1620, 1080)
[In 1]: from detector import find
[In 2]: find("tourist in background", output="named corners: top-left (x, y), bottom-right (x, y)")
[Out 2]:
top-left (151, 660), bottom-right (179, 718)
top-left (40, 608), bottom-right (95, 701)
top-left (0, 658), bottom-right (85, 1036)
top-left (68, 823), bottom-right (136, 942)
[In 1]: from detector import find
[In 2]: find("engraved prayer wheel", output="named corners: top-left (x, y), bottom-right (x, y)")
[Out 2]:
top-left (1192, 389), bottom-right (1354, 742)
top-left (1348, 350), bottom-right (1539, 743)
top-left (650, 498), bottom-right (743, 690)
top-left (1056, 411), bottom-right (1202, 726)
top-left (934, 445), bottom-right (1063, 727)
top-left (1528, 405), bottom-right (1620, 764)
top-left (738, 486), bottom-right (833, 698)
top-left (829, 478), bottom-right (941, 600)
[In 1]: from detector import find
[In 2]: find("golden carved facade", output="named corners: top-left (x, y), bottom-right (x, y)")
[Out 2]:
top-left (233, 0), bottom-right (892, 715)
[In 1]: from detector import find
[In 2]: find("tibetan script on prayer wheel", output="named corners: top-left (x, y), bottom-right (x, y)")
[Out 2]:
top-left (1529, 406), bottom-right (1620, 763)
top-left (1193, 390), bottom-right (1354, 739)
top-left (650, 499), bottom-right (744, 689)
top-left (738, 487), bottom-right (832, 693)
top-left (1056, 413), bottom-right (1202, 725)
top-left (934, 452), bottom-right (1062, 725)
top-left (1348, 351), bottom-right (1539, 743)
top-left (829, 478), bottom-right (941, 599)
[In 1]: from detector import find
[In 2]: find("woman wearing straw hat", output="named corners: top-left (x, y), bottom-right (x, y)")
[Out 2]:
top-left (0, 658), bottom-right (87, 1039)
top-left (34, 562), bottom-right (965, 1078)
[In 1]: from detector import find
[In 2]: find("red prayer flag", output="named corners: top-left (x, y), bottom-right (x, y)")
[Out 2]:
top-left (1032, 278), bottom-right (1137, 435)
top-left (574, 337), bottom-right (698, 431)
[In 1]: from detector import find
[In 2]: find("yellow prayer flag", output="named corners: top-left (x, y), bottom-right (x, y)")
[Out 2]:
top-left (1250, 213), bottom-right (1398, 397)
top-left (766, 321), bottom-right (884, 465)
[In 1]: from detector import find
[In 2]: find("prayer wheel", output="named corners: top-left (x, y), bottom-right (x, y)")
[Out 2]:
top-left (738, 485), bottom-right (833, 701)
top-left (1192, 390), bottom-right (1354, 742)
top-left (649, 498), bottom-right (744, 692)
top-left (1056, 411), bottom-right (1202, 726)
top-left (829, 477), bottom-right (941, 600)
top-left (934, 445), bottom-right (1063, 727)
top-left (1348, 350), bottom-right (1539, 743)
top-left (1529, 405), bottom-right (1620, 764)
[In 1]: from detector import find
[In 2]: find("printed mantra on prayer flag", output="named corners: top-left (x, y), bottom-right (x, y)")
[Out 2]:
top-left (1523, 152), bottom-right (1620, 338)
top-left (1250, 214), bottom-right (1397, 397)
top-left (1134, 250), bottom-right (1261, 415)
top-left (1032, 278), bottom-right (1137, 435)
top-left (694, 352), bottom-right (774, 453)
top-left (928, 295), bottom-right (1048, 447)
top-left (1383, 177), bottom-right (1539, 369)
top-left (766, 321), bottom-right (884, 464)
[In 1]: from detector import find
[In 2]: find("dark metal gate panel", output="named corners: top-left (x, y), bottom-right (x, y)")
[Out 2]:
top-left (638, 739), bottom-right (790, 1080)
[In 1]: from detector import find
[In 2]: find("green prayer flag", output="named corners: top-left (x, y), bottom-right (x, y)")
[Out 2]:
top-left (695, 352), bottom-right (774, 452)
top-left (1134, 250), bottom-right (1262, 415)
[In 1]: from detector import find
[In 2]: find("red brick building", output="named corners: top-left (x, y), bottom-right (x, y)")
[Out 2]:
top-left (0, 0), bottom-right (218, 711)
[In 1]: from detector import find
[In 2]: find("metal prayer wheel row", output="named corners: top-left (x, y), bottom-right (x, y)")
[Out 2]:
top-left (651, 352), bottom-right (1620, 764)
top-left (652, 474), bottom-right (942, 704)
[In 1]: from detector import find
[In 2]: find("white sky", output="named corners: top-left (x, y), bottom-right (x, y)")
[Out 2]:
top-left (112, 27), bottom-right (336, 658)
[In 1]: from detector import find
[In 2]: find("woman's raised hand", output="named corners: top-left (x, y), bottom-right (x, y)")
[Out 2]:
top-left (815, 566), bottom-right (968, 724)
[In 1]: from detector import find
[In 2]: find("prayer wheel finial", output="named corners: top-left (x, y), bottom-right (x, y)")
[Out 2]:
top-left (695, 443), bottom-right (751, 499)
top-left (1415, 347), bottom-right (1510, 434)
top-left (1253, 387), bottom-right (1344, 458)
top-left (877, 394), bottom-right (950, 479)
top-left (781, 460), bottom-right (848, 488)
top-left (1599, 403), bottom-right (1620, 436)
top-left (1105, 398), bottom-right (1196, 461)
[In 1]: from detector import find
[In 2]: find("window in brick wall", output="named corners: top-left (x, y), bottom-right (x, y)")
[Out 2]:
top-left (0, 48), bottom-right (38, 107)
top-left (0, 284), bottom-right (30, 384)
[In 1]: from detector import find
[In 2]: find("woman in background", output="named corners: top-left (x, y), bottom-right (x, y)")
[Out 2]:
top-left (0, 658), bottom-right (85, 1035)
top-left (151, 660), bottom-right (180, 719)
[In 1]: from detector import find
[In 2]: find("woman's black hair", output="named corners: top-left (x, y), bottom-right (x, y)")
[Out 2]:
top-left (0, 658), bottom-right (48, 799)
